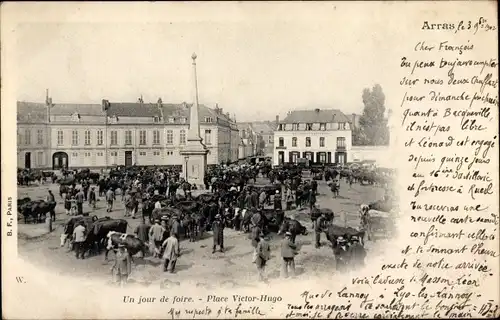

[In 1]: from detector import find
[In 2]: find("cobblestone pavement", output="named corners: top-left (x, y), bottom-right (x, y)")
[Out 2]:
top-left (17, 177), bottom-right (387, 287)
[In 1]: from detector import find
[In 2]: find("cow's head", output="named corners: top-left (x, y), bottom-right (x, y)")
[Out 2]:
top-left (359, 204), bottom-right (369, 217)
top-left (60, 233), bottom-right (68, 247)
top-left (107, 236), bottom-right (115, 250)
top-left (301, 225), bottom-right (308, 236)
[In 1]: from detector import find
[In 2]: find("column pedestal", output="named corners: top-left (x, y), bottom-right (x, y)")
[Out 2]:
top-left (180, 147), bottom-right (208, 187)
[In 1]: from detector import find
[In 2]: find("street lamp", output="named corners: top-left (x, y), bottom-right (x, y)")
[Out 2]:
top-left (184, 155), bottom-right (189, 181)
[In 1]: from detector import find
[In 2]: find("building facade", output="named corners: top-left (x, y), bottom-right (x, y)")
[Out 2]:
top-left (237, 123), bottom-right (256, 160)
top-left (17, 102), bottom-right (51, 169)
top-left (250, 121), bottom-right (276, 157)
top-left (273, 108), bottom-right (352, 166)
top-left (17, 99), bottom-right (239, 169)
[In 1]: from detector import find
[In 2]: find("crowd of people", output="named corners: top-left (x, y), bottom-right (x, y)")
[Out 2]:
top-left (23, 161), bottom-right (384, 286)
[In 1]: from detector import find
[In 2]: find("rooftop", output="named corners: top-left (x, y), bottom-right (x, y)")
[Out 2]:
top-left (17, 100), bottom-right (233, 124)
top-left (281, 108), bottom-right (351, 124)
top-left (250, 121), bottom-right (276, 134)
top-left (17, 101), bottom-right (48, 123)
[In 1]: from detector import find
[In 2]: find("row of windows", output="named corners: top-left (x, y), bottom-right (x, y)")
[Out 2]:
top-left (278, 137), bottom-right (346, 148)
top-left (71, 113), bottom-right (216, 125)
top-left (277, 122), bottom-right (347, 131)
top-left (20, 129), bottom-right (45, 145)
top-left (70, 151), bottom-right (175, 158)
top-left (56, 129), bottom-right (213, 146)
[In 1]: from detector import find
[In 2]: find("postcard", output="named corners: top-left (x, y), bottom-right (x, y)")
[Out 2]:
top-left (1, 2), bottom-right (498, 319)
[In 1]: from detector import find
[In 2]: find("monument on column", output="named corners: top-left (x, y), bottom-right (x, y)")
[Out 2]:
top-left (180, 53), bottom-right (209, 187)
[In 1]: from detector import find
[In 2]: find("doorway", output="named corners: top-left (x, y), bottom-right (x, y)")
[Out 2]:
top-left (125, 151), bottom-right (133, 167)
top-left (52, 152), bottom-right (69, 170)
top-left (24, 152), bottom-right (31, 169)
top-left (335, 152), bottom-right (346, 164)
top-left (278, 151), bottom-right (284, 165)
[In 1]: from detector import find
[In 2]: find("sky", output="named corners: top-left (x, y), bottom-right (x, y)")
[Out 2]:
top-left (11, 2), bottom-right (432, 122)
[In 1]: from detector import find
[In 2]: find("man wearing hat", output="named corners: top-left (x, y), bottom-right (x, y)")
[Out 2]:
top-left (88, 186), bottom-right (97, 210)
top-left (314, 210), bottom-right (326, 248)
top-left (124, 190), bottom-right (132, 217)
top-left (149, 219), bottom-right (165, 258)
top-left (212, 214), bottom-right (225, 253)
top-left (308, 185), bottom-right (316, 211)
top-left (285, 187), bottom-right (293, 211)
top-left (250, 187), bottom-right (259, 209)
top-left (73, 220), bottom-right (86, 259)
top-left (259, 189), bottom-right (267, 209)
top-left (251, 222), bottom-right (261, 249)
top-left (280, 231), bottom-right (297, 278)
top-left (76, 188), bottom-right (85, 216)
top-left (287, 213), bottom-right (299, 244)
top-left (170, 214), bottom-right (181, 254)
top-left (251, 209), bottom-right (262, 230)
top-left (134, 220), bottom-right (150, 258)
top-left (161, 233), bottom-right (179, 273)
top-left (359, 205), bottom-right (372, 241)
top-left (111, 243), bottom-right (132, 286)
top-left (255, 231), bottom-right (271, 281)
top-left (348, 235), bottom-right (366, 269)
top-left (334, 236), bottom-right (349, 272)
top-left (46, 190), bottom-right (56, 222)
top-left (106, 188), bottom-right (115, 212)
top-left (244, 190), bottom-right (252, 211)
top-left (274, 190), bottom-right (282, 211)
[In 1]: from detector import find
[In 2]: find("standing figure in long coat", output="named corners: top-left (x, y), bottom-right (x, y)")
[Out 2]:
top-left (162, 235), bottom-right (179, 273)
top-left (212, 214), bottom-right (225, 253)
top-left (111, 244), bottom-right (132, 287)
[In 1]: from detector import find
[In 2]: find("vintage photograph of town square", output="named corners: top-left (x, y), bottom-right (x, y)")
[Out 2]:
top-left (16, 21), bottom-right (397, 288)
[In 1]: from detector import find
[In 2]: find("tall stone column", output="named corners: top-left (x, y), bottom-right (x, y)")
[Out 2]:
top-left (180, 53), bottom-right (209, 188)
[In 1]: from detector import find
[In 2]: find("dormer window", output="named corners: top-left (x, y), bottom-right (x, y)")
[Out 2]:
top-left (339, 122), bottom-right (346, 130)
top-left (278, 124), bottom-right (284, 131)
top-left (320, 123), bottom-right (326, 131)
top-left (153, 116), bottom-right (160, 123)
top-left (306, 123), bottom-right (313, 131)
top-left (292, 123), bottom-right (299, 131)
top-left (72, 113), bottom-right (81, 122)
top-left (168, 117), bottom-right (175, 124)
top-left (180, 117), bottom-right (186, 124)
top-left (204, 117), bottom-right (213, 123)
top-left (109, 115), bottom-right (119, 124)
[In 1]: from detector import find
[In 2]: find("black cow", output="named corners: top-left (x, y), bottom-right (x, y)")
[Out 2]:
top-left (323, 224), bottom-right (365, 249)
top-left (19, 200), bottom-right (56, 224)
top-left (41, 171), bottom-right (57, 183)
top-left (83, 218), bottom-right (128, 257)
top-left (278, 218), bottom-right (307, 244)
top-left (17, 197), bottom-right (31, 208)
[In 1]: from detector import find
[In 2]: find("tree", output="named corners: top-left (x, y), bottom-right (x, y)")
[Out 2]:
top-left (356, 84), bottom-right (390, 146)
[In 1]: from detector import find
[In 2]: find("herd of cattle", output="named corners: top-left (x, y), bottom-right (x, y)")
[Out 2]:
top-left (18, 162), bottom-right (396, 263)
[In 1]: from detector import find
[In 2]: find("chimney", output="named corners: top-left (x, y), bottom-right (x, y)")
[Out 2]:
top-left (45, 89), bottom-right (52, 123)
top-left (315, 108), bottom-right (320, 113)
top-left (275, 115), bottom-right (279, 124)
top-left (102, 99), bottom-right (110, 113)
top-left (157, 97), bottom-right (163, 107)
